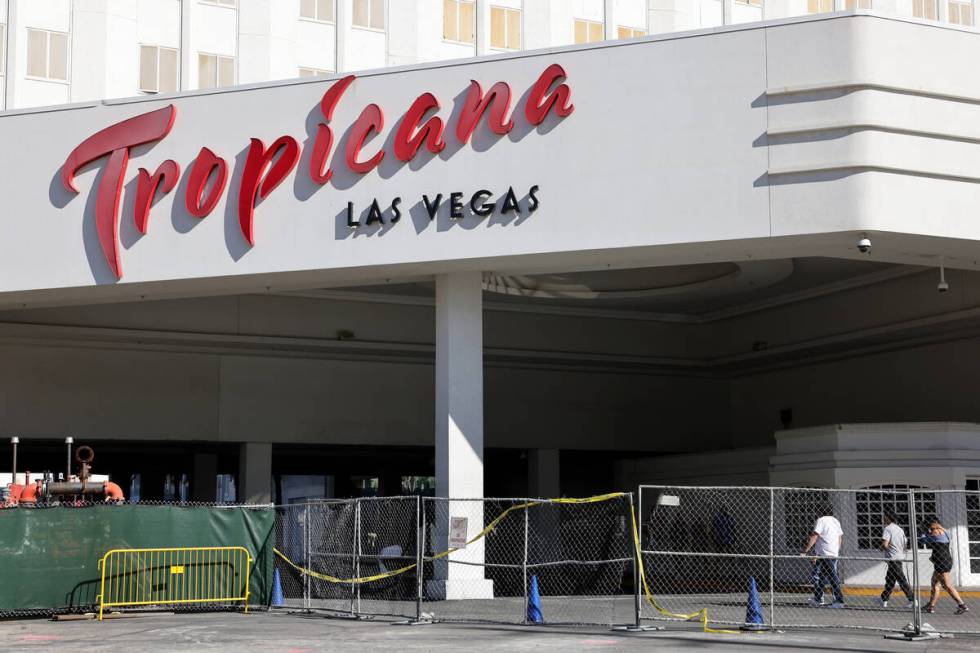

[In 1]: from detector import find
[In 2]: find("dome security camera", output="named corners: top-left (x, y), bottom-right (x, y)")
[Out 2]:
top-left (856, 236), bottom-right (872, 254)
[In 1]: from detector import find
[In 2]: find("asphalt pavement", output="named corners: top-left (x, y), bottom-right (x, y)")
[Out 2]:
top-left (2, 611), bottom-right (980, 653)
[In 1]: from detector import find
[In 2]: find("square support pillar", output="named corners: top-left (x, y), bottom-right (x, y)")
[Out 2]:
top-left (528, 449), bottom-right (560, 499)
top-left (238, 442), bottom-right (272, 504)
top-left (428, 271), bottom-right (493, 600)
top-left (192, 452), bottom-right (218, 502)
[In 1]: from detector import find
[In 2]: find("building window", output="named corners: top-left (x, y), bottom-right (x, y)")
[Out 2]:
top-left (352, 0), bottom-right (385, 30)
top-left (299, 66), bottom-right (332, 77)
top-left (855, 485), bottom-right (937, 551)
top-left (844, 0), bottom-right (872, 7)
top-left (617, 25), bottom-right (646, 38)
top-left (913, 0), bottom-right (938, 18)
top-left (27, 28), bottom-right (69, 81)
top-left (198, 53), bottom-right (235, 89)
top-left (574, 19), bottom-right (604, 44)
top-left (444, 0), bottom-right (475, 43)
top-left (967, 479), bottom-right (980, 573)
top-left (807, 0), bottom-right (833, 12)
top-left (139, 45), bottom-right (179, 94)
top-left (300, 0), bottom-right (334, 22)
top-left (949, 0), bottom-right (974, 23)
top-left (490, 5), bottom-right (521, 50)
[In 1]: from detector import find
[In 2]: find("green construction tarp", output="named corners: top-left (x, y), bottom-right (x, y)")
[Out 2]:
top-left (0, 505), bottom-right (274, 613)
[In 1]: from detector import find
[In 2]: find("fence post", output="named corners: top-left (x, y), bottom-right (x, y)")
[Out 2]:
top-left (523, 499), bottom-right (530, 625)
top-left (629, 492), bottom-right (642, 630)
top-left (909, 489), bottom-right (922, 637)
top-left (304, 504), bottom-right (310, 612)
top-left (355, 499), bottom-right (362, 617)
top-left (416, 495), bottom-right (424, 622)
top-left (769, 487), bottom-right (776, 630)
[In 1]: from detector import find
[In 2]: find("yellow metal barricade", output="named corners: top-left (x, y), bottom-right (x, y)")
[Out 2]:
top-left (96, 546), bottom-right (252, 620)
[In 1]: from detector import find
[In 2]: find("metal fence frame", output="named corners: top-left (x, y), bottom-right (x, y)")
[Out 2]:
top-left (637, 485), bottom-right (980, 638)
top-left (96, 546), bottom-right (252, 621)
top-left (273, 493), bottom-right (635, 627)
top-left (271, 487), bottom-right (980, 638)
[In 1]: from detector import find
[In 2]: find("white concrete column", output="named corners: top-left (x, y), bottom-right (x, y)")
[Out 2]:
top-left (238, 442), bottom-right (272, 504)
top-left (475, 0), bottom-right (491, 56)
top-left (435, 271), bottom-right (484, 501)
top-left (428, 271), bottom-right (493, 600)
top-left (528, 448), bottom-right (560, 498)
top-left (335, 0), bottom-right (350, 72)
top-left (604, 0), bottom-right (618, 39)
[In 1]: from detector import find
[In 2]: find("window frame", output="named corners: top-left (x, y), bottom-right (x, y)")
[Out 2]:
top-left (352, 0), bottom-right (386, 32)
top-left (443, 0), bottom-right (476, 45)
top-left (298, 66), bottom-right (333, 78)
top-left (197, 52), bottom-right (236, 90)
top-left (490, 5), bottom-right (521, 51)
top-left (25, 27), bottom-right (70, 83)
top-left (0, 24), bottom-right (6, 76)
top-left (139, 44), bottom-right (180, 94)
top-left (948, 0), bottom-right (974, 24)
top-left (199, 0), bottom-right (237, 8)
top-left (300, 0), bottom-right (336, 24)
top-left (806, 0), bottom-right (834, 13)
top-left (574, 18), bottom-right (604, 44)
top-left (854, 484), bottom-right (937, 552)
top-left (616, 25), bottom-right (646, 39)
top-left (912, 0), bottom-right (939, 19)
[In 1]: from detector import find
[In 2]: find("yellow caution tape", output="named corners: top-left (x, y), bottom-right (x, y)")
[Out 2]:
top-left (273, 491), bottom-right (754, 635)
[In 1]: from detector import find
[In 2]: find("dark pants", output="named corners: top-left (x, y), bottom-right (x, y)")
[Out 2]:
top-left (812, 558), bottom-right (844, 604)
top-left (881, 560), bottom-right (913, 601)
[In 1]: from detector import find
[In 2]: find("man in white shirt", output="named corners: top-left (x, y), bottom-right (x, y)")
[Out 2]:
top-left (801, 503), bottom-right (845, 608)
top-left (879, 510), bottom-right (914, 608)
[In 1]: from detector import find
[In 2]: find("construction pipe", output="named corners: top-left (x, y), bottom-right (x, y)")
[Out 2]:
top-left (19, 480), bottom-right (38, 504)
top-left (105, 481), bottom-right (124, 501)
top-left (10, 436), bottom-right (17, 484)
top-left (65, 436), bottom-right (73, 480)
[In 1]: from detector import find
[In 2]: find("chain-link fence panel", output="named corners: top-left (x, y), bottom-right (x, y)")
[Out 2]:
top-left (354, 496), bottom-right (420, 619)
top-left (911, 489), bottom-right (980, 636)
top-left (420, 495), bottom-right (633, 626)
top-left (637, 485), bottom-right (944, 635)
top-left (638, 486), bottom-right (773, 630)
top-left (275, 500), bottom-right (358, 615)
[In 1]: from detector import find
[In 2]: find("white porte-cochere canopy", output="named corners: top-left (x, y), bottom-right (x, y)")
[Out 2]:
top-left (0, 13), bottom-right (978, 307)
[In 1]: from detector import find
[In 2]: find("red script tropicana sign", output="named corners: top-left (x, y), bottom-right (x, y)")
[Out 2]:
top-left (60, 64), bottom-right (574, 279)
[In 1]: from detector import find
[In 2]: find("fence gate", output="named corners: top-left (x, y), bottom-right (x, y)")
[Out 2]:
top-left (97, 546), bottom-right (252, 620)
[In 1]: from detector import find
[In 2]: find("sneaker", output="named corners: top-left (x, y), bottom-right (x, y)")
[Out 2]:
top-left (956, 604), bottom-right (970, 615)
top-left (829, 602), bottom-right (846, 609)
top-left (808, 598), bottom-right (825, 607)
top-left (907, 600), bottom-right (916, 609)
top-left (923, 605), bottom-right (935, 614)
top-left (880, 599), bottom-right (888, 608)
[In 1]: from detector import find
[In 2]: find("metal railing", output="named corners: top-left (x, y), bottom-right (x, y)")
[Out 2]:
top-left (96, 546), bottom-right (252, 620)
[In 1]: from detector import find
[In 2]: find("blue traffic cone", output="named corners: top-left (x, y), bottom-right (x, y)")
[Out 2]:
top-left (741, 576), bottom-right (765, 631)
top-left (271, 567), bottom-right (285, 608)
top-left (527, 574), bottom-right (543, 624)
